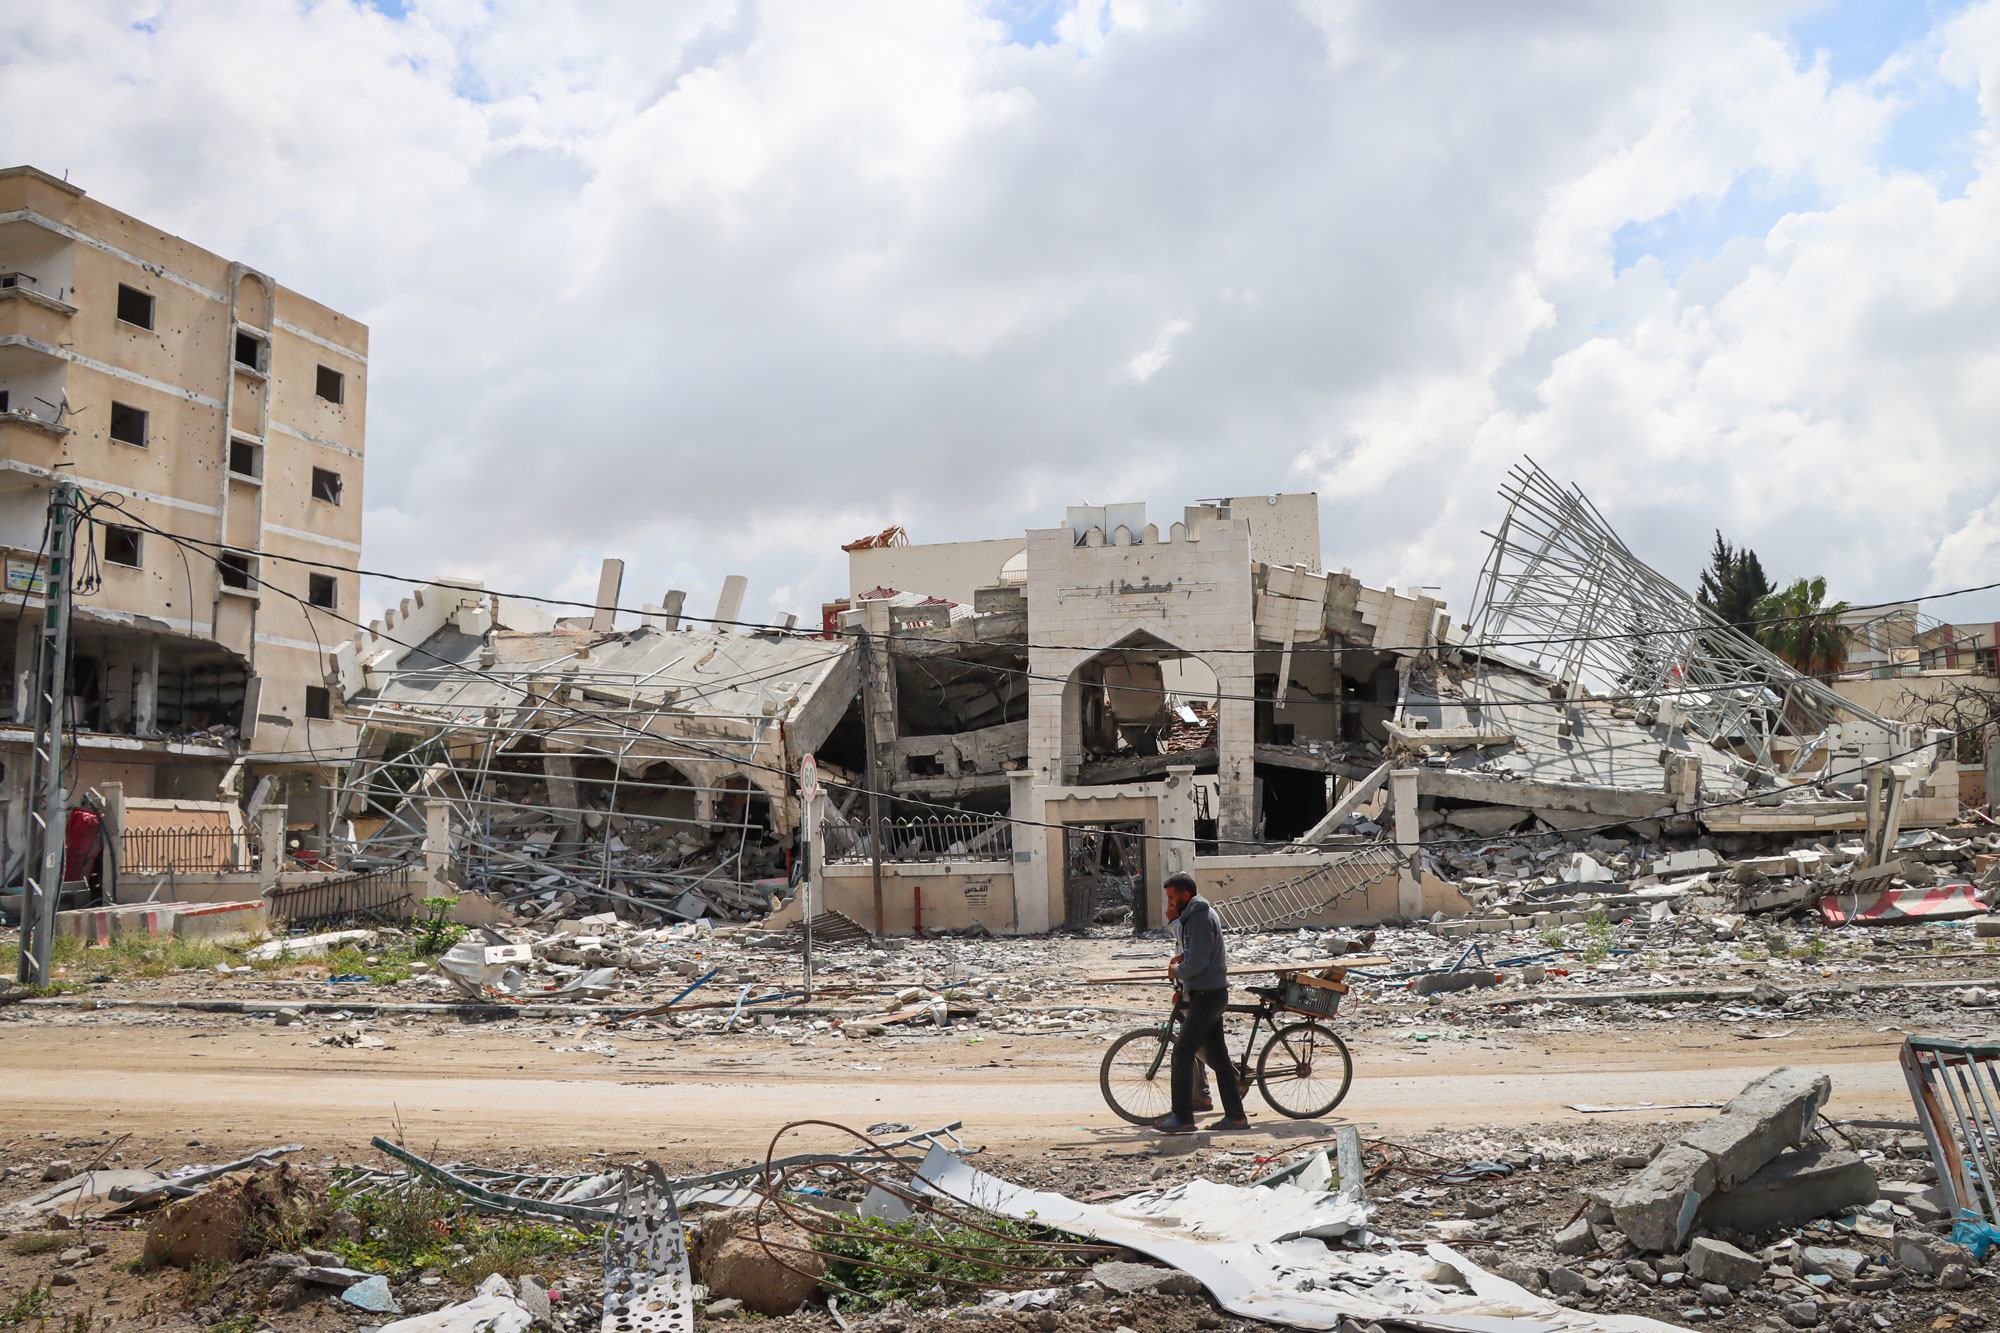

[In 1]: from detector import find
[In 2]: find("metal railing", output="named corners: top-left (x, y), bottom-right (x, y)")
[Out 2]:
top-left (824, 813), bottom-right (1013, 864)
top-left (1902, 1036), bottom-right (2000, 1227)
top-left (120, 825), bottom-right (249, 875)
top-left (266, 864), bottom-right (417, 929)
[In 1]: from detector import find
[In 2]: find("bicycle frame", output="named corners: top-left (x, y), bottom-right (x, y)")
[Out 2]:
top-left (1141, 994), bottom-right (1277, 1083)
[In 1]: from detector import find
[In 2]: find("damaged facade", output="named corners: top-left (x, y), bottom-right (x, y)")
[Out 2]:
top-left (0, 165), bottom-right (367, 883)
top-left (311, 465), bottom-right (1965, 940)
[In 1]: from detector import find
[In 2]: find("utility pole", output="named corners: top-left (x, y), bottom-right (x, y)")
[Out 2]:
top-left (799, 754), bottom-right (820, 999)
top-left (18, 481), bottom-right (79, 987)
top-left (858, 628), bottom-right (886, 936)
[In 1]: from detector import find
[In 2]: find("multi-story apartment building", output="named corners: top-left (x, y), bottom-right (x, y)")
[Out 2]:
top-left (0, 165), bottom-right (366, 875)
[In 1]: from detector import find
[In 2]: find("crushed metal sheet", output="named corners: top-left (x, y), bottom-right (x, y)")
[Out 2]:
top-left (603, 1163), bottom-right (693, 1333)
top-left (913, 1145), bottom-right (1688, 1332)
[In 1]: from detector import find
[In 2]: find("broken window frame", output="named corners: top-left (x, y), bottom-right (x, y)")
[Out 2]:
top-left (102, 524), bottom-right (142, 569)
top-left (228, 437), bottom-right (263, 480)
top-left (315, 364), bottom-right (345, 404)
top-left (218, 550), bottom-right (256, 593)
top-left (115, 283), bottom-right (154, 330)
top-left (108, 400), bottom-right (148, 447)
top-left (310, 466), bottom-right (342, 505)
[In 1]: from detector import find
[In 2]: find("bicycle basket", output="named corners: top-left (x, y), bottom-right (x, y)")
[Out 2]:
top-left (1277, 968), bottom-right (1346, 1019)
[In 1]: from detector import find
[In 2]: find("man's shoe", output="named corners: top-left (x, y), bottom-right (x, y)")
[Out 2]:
top-left (1208, 1115), bottom-right (1251, 1132)
top-left (1151, 1116), bottom-right (1198, 1135)
top-left (1191, 1096), bottom-right (1215, 1113)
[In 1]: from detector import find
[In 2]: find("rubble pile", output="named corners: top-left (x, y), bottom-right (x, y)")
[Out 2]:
top-left (1427, 827), bottom-right (2000, 939)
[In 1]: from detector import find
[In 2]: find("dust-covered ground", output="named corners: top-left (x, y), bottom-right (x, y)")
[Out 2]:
top-left (1, 916), bottom-right (1996, 1330)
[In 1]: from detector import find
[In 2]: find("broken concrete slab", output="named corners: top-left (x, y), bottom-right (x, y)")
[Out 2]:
top-left (1600, 1068), bottom-right (1830, 1252)
top-left (1090, 1260), bottom-right (1203, 1297)
top-left (1878, 1179), bottom-right (1951, 1221)
top-left (1694, 1148), bottom-right (1877, 1236)
top-left (1685, 1237), bottom-right (1762, 1289)
top-left (246, 929), bottom-right (376, 962)
top-left (1411, 969), bottom-right (1500, 996)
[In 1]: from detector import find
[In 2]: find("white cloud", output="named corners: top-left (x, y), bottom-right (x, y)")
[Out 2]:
top-left (4, 0), bottom-right (1999, 631)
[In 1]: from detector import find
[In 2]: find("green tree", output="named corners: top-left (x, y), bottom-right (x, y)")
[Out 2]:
top-left (1695, 531), bottom-right (1772, 629)
top-left (1751, 576), bottom-right (1852, 677)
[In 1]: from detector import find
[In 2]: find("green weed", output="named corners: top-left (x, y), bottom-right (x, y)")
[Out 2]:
top-left (410, 897), bottom-right (467, 958)
top-left (813, 1213), bottom-right (1087, 1312)
top-left (6, 1232), bottom-right (69, 1256)
top-left (326, 1183), bottom-right (584, 1280)
top-left (0, 1284), bottom-right (54, 1327)
top-left (1582, 904), bottom-right (1613, 964)
top-left (175, 1257), bottom-right (230, 1308)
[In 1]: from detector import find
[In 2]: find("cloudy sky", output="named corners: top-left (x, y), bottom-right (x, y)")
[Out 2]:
top-left (6, 0), bottom-right (1999, 630)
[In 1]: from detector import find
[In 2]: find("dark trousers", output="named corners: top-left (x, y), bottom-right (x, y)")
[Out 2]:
top-left (1171, 987), bottom-right (1245, 1121)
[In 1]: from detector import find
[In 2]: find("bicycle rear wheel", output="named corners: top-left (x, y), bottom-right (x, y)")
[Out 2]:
top-left (1256, 1020), bottom-right (1353, 1119)
top-left (1099, 1026), bottom-right (1175, 1125)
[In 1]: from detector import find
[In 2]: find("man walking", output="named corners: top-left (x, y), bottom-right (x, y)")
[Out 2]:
top-left (1156, 872), bottom-right (1248, 1133)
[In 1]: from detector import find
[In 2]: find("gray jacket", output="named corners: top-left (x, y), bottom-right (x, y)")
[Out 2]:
top-left (1176, 894), bottom-right (1228, 993)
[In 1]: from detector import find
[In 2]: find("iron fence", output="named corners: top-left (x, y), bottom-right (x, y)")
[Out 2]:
top-left (120, 825), bottom-right (249, 875)
top-left (1902, 1035), bottom-right (2000, 1227)
top-left (824, 813), bottom-right (1012, 864)
top-left (266, 864), bottom-right (417, 929)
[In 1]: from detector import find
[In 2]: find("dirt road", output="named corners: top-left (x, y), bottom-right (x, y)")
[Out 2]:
top-left (0, 1015), bottom-right (1913, 1166)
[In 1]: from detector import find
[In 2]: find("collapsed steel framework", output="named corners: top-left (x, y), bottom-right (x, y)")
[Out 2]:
top-left (1466, 460), bottom-right (1900, 781)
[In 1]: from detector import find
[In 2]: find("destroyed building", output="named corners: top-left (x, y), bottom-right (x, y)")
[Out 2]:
top-left (0, 164), bottom-right (368, 886)
top-left (324, 568), bottom-right (861, 920)
top-left (318, 465), bottom-right (1960, 939)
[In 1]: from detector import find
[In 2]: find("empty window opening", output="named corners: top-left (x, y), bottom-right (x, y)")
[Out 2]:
top-left (308, 573), bottom-right (337, 609)
top-left (305, 686), bottom-right (332, 720)
top-left (0, 390), bottom-right (9, 414)
top-left (116, 284), bottom-right (155, 330)
top-left (315, 364), bottom-right (344, 404)
top-left (219, 551), bottom-right (254, 591)
top-left (228, 439), bottom-right (262, 478)
top-left (233, 330), bottom-right (266, 371)
top-left (103, 525), bottom-right (141, 568)
top-left (109, 401), bottom-right (148, 447)
top-left (311, 467), bottom-right (342, 505)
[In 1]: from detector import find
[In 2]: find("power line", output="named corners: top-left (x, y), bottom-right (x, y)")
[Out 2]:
top-left (85, 513), bottom-right (2000, 659)
top-left (71, 496), bottom-right (1994, 864)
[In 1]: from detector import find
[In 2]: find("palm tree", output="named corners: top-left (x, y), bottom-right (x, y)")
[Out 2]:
top-left (1751, 576), bottom-right (1852, 678)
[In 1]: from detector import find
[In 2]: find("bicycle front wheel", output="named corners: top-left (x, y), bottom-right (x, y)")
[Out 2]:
top-left (1256, 1021), bottom-right (1353, 1119)
top-left (1099, 1026), bottom-right (1175, 1126)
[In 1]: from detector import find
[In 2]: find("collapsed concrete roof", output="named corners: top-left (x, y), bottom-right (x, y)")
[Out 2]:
top-left (327, 580), bottom-right (859, 833)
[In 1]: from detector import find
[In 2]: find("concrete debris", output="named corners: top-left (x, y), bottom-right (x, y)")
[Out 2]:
top-left (1693, 1147), bottom-right (1879, 1234)
top-left (915, 1144), bottom-right (1688, 1330)
top-left (1598, 1068), bottom-right (1831, 1252)
top-left (140, 1165), bottom-right (308, 1269)
top-left (378, 1274), bottom-right (535, 1332)
top-left (695, 1208), bottom-right (826, 1315)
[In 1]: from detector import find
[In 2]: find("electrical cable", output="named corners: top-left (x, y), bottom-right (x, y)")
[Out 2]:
top-left (77, 496), bottom-right (2000, 863)
top-left (87, 512), bottom-right (2000, 659)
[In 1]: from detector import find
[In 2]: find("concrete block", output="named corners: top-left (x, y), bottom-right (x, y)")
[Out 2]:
top-left (1694, 1148), bottom-right (1878, 1236)
top-left (1656, 849), bottom-right (1724, 875)
top-left (1604, 1142), bottom-right (1717, 1253)
top-left (1678, 1068), bottom-right (1832, 1193)
top-left (1410, 969), bottom-right (1500, 996)
top-left (1878, 1179), bottom-right (1951, 1221)
top-left (169, 900), bottom-right (270, 943)
top-left (1606, 1068), bottom-right (1830, 1252)
top-left (1685, 1237), bottom-right (1762, 1289)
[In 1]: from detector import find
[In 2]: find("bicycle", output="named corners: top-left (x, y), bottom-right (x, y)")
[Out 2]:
top-left (1097, 967), bottom-right (1354, 1124)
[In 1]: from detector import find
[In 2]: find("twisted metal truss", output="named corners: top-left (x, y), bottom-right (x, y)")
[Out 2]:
top-left (1466, 460), bottom-right (1897, 779)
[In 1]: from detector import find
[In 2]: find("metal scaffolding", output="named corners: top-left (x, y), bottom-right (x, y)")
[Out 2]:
top-left (1465, 460), bottom-right (1901, 781)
